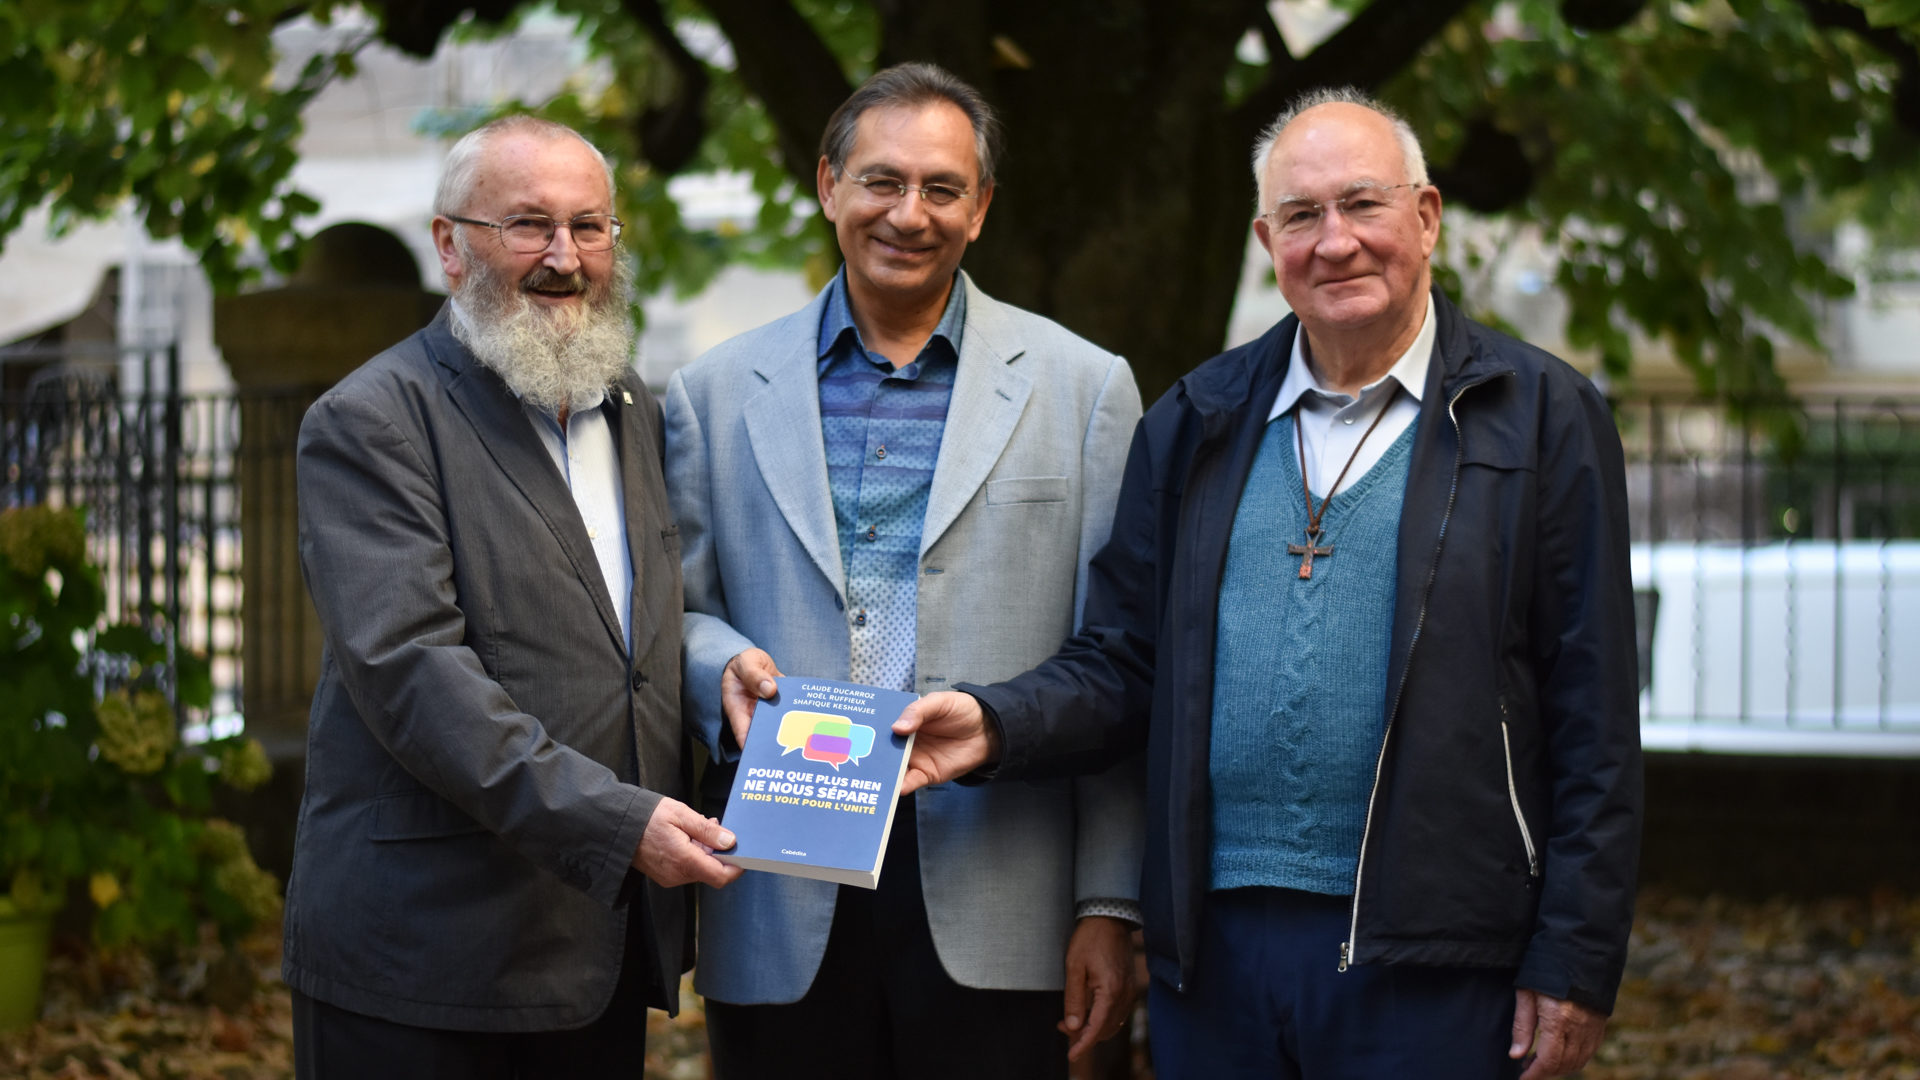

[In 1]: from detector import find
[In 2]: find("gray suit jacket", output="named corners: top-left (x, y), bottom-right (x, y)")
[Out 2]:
top-left (285, 307), bottom-right (689, 1031)
top-left (665, 273), bottom-right (1145, 1003)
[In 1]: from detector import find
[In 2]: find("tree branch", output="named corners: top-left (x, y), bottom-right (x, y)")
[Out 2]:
top-left (371, 0), bottom-right (521, 58)
top-left (1235, 0), bottom-right (1476, 132)
top-left (619, 0), bottom-right (712, 174)
top-left (1253, 0), bottom-right (1297, 81)
top-left (269, 4), bottom-right (317, 29)
top-left (692, 0), bottom-right (855, 189)
top-left (1796, 0), bottom-right (1919, 64)
top-left (1797, 0), bottom-right (1920, 132)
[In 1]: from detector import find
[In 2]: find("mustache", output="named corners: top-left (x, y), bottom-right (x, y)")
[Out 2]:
top-left (522, 266), bottom-right (590, 294)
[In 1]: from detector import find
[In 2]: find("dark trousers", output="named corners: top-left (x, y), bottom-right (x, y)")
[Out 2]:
top-left (292, 910), bottom-right (655, 1080)
top-left (705, 794), bottom-right (1067, 1080)
top-left (1148, 887), bottom-right (1521, 1080)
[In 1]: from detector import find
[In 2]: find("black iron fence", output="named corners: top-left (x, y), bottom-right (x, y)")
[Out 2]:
top-left (1, 345), bottom-right (311, 741)
top-left (1615, 394), bottom-right (1920, 755)
top-left (1621, 395), bottom-right (1920, 544)
top-left (6, 360), bottom-right (1919, 756)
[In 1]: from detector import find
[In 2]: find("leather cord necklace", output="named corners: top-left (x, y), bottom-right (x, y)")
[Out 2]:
top-left (1288, 384), bottom-right (1400, 580)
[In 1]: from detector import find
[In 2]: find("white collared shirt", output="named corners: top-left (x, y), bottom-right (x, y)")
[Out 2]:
top-left (527, 393), bottom-right (633, 651)
top-left (1267, 295), bottom-right (1435, 497)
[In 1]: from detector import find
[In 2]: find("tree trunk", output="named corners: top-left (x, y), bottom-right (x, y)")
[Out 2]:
top-left (875, 0), bottom-right (1259, 405)
top-left (698, 0), bottom-right (1476, 404)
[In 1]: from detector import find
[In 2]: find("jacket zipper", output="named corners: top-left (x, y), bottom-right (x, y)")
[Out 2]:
top-left (1500, 702), bottom-right (1541, 878)
top-left (1339, 372), bottom-right (1504, 972)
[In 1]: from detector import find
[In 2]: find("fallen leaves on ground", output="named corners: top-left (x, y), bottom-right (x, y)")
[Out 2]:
top-left (0, 929), bottom-right (292, 1080)
top-left (0, 929), bottom-right (708, 1080)
top-left (3, 888), bottom-right (1916, 1079)
top-left (1587, 887), bottom-right (1920, 1080)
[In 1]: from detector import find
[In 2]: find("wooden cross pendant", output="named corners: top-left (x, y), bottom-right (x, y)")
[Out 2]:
top-left (1288, 527), bottom-right (1333, 579)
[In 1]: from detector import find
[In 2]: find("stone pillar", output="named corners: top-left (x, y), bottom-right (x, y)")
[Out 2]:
top-left (214, 223), bottom-right (442, 768)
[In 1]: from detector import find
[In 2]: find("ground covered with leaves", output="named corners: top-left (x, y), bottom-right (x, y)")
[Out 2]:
top-left (2, 888), bottom-right (1915, 1079)
top-left (1585, 890), bottom-right (1920, 1080)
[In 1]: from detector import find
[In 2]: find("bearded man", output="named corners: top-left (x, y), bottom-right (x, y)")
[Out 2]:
top-left (285, 115), bottom-right (739, 1079)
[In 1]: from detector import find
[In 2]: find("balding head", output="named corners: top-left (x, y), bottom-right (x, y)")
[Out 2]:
top-left (1251, 88), bottom-right (1428, 215)
top-left (434, 115), bottom-right (615, 218)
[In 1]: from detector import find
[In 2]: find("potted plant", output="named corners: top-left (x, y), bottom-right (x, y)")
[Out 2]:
top-left (0, 505), bottom-right (280, 1031)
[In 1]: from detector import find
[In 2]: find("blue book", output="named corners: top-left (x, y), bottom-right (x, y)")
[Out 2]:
top-left (715, 677), bottom-right (919, 889)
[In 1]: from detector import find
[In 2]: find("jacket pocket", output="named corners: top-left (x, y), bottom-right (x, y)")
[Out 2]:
top-left (368, 790), bottom-right (489, 841)
top-left (986, 476), bottom-right (1069, 505)
top-left (1498, 703), bottom-right (1540, 880)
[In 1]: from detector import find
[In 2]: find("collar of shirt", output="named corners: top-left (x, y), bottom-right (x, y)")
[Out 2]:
top-left (816, 267), bottom-right (967, 379)
top-left (525, 389), bottom-right (608, 419)
top-left (1269, 293), bottom-right (1436, 422)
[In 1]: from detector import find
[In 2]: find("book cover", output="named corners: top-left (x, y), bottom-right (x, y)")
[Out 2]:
top-left (715, 677), bottom-right (918, 889)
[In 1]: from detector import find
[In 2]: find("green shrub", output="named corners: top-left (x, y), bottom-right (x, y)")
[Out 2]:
top-left (0, 505), bottom-right (279, 950)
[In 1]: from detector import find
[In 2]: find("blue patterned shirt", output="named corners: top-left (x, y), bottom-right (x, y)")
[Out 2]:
top-left (817, 270), bottom-right (964, 692)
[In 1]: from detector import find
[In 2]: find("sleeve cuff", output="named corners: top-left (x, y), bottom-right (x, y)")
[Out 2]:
top-left (953, 689), bottom-right (1007, 786)
top-left (1076, 898), bottom-right (1143, 927)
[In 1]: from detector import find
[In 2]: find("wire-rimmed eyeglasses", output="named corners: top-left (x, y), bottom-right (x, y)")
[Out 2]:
top-left (446, 213), bottom-right (624, 253)
top-left (845, 174), bottom-right (978, 209)
top-left (1260, 183), bottom-right (1423, 236)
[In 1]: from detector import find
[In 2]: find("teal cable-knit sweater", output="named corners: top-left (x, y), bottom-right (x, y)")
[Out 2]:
top-left (1208, 413), bottom-right (1416, 895)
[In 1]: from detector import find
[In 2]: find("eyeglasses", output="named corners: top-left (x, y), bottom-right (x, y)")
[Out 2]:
top-left (446, 213), bottom-right (624, 253)
top-left (1260, 183), bottom-right (1422, 236)
top-left (845, 174), bottom-right (977, 209)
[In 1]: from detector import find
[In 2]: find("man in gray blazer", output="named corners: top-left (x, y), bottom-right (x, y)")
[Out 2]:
top-left (287, 115), bottom-right (739, 1077)
top-left (665, 64), bottom-right (1145, 1078)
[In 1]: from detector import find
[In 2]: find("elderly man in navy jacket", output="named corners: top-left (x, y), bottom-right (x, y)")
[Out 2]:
top-left (896, 88), bottom-right (1642, 1080)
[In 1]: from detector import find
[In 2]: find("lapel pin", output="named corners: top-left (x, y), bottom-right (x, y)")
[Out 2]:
top-left (622, 391), bottom-right (633, 405)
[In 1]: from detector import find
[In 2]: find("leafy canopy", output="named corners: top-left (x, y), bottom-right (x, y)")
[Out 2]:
top-left (4, 0), bottom-right (1919, 396)
top-left (0, 1), bottom-right (377, 289)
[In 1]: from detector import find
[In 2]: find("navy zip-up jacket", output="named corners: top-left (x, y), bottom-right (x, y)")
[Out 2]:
top-left (964, 287), bottom-right (1643, 1013)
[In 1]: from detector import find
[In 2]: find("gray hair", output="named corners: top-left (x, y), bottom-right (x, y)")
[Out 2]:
top-left (820, 62), bottom-right (1002, 189)
top-left (1250, 87), bottom-right (1430, 212)
top-left (434, 115), bottom-right (616, 217)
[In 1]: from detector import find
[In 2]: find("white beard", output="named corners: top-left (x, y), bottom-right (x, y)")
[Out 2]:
top-left (449, 236), bottom-right (637, 415)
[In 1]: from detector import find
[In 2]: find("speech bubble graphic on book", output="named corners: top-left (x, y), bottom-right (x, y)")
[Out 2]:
top-left (775, 710), bottom-right (877, 769)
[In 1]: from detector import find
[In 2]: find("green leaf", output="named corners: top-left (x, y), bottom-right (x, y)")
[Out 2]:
top-left (1861, 0), bottom-right (1920, 28)
top-left (175, 649), bottom-right (212, 711)
top-left (92, 624), bottom-right (163, 663)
